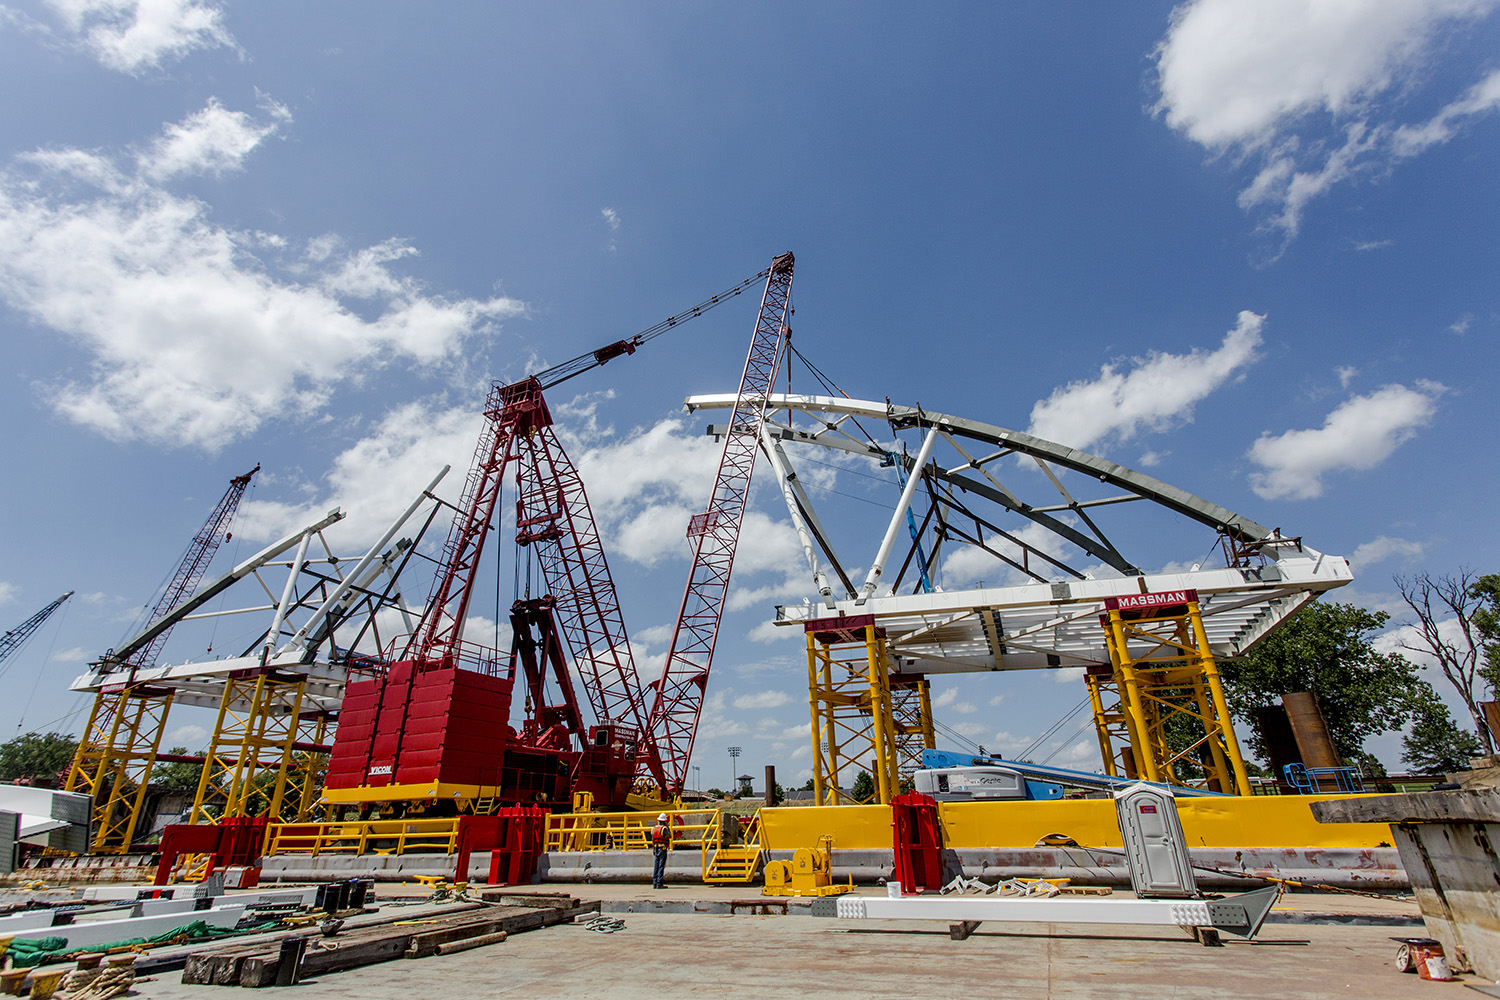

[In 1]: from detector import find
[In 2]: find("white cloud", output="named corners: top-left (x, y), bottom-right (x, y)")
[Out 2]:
top-left (1449, 314), bottom-right (1473, 335)
top-left (0, 582), bottom-right (15, 605)
top-left (165, 723), bottom-right (206, 745)
top-left (733, 690), bottom-right (792, 710)
top-left (141, 96), bottom-right (289, 180)
top-left (1137, 450), bottom-right (1165, 468)
top-left (1026, 311), bottom-right (1262, 451)
top-left (0, 101), bottom-right (522, 451)
top-left (1349, 535), bottom-right (1425, 573)
top-left (747, 619), bottom-right (796, 644)
top-left (600, 208), bottom-right (620, 252)
top-left (49, 646), bottom-right (92, 663)
top-left (1153, 0), bottom-right (1500, 241)
top-left (236, 399), bottom-right (482, 549)
top-left (44, 0), bottom-right (236, 73)
top-left (1392, 67), bottom-right (1500, 155)
top-left (1246, 380), bottom-right (1445, 500)
top-left (1335, 365), bottom-right (1359, 389)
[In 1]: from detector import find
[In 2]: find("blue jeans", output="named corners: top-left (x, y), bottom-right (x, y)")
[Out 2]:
top-left (652, 846), bottom-right (667, 887)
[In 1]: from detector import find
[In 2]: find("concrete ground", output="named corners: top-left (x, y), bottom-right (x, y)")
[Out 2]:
top-left (131, 909), bottom-right (1458, 999)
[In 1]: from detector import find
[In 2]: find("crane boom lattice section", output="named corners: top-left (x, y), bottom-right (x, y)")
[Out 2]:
top-left (648, 252), bottom-right (795, 793)
top-left (514, 405), bottom-right (652, 765)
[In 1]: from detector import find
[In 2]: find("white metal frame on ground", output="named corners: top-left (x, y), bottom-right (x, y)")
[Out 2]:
top-left (825, 884), bottom-right (1281, 939)
top-left (685, 393), bottom-right (1351, 673)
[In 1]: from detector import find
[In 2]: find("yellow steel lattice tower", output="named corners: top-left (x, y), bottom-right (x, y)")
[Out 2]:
top-left (805, 615), bottom-right (904, 805)
top-left (286, 710), bottom-right (333, 823)
top-left (1089, 589), bottom-right (1251, 795)
top-left (63, 685), bottom-right (174, 854)
top-left (189, 670), bottom-right (307, 825)
top-left (889, 675), bottom-right (936, 783)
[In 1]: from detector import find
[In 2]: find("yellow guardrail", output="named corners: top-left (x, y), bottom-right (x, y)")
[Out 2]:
top-left (544, 807), bottom-right (718, 854)
top-left (264, 818), bottom-right (463, 857)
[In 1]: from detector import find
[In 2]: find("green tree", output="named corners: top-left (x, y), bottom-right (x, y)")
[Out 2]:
top-left (0, 732), bottom-right (78, 783)
top-left (150, 747), bottom-right (205, 790)
top-left (771, 782), bottom-right (785, 805)
top-left (1471, 573), bottom-right (1500, 696)
top-left (851, 769), bottom-right (875, 802)
top-left (799, 778), bottom-right (815, 792)
top-left (1219, 601), bottom-right (1420, 765)
top-left (1403, 693), bottom-right (1483, 773)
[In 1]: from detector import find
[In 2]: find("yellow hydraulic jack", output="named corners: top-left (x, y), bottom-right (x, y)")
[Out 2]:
top-left (762, 836), bottom-right (853, 898)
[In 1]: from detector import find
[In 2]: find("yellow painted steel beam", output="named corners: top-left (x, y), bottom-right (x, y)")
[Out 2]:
top-left (190, 672), bottom-right (307, 824)
top-left (1093, 599), bottom-right (1251, 795)
top-left (63, 686), bottom-right (174, 854)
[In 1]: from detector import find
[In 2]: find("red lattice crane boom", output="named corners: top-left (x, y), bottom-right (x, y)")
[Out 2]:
top-left (646, 251), bottom-right (795, 794)
top-left (350, 270), bottom-right (774, 802)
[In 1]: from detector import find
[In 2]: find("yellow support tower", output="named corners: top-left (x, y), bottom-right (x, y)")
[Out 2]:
top-left (805, 615), bottom-right (901, 805)
top-left (188, 670), bottom-right (307, 825)
top-left (63, 685), bottom-right (174, 853)
top-left (286, 710), bottom-right (333, 823)
top-left (1090, 589), bottom-right (1251, 795)
top-left (890, 674), bottom-right (936, 783)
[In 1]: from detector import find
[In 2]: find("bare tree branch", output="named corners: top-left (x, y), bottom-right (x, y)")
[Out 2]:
top-left (1395, 569), bottom-right (1493, 754)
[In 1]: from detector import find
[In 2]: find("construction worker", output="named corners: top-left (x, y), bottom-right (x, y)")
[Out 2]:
top-left (650, 812), bottom-right (670, 888)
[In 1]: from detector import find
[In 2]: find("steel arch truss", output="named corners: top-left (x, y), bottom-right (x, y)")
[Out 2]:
top-left (684, 393), bottom-right (1352, 675)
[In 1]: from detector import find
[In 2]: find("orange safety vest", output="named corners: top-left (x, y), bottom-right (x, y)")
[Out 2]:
top-left (651, 823), bottom-right (669, 848)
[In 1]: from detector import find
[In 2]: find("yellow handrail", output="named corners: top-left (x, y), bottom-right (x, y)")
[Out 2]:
top-left (264, 818), bottom-right (463, 857)
top-left (543, 808), bottom-right (718, 854)
top-left (700, 810), bottom-right (722, 881)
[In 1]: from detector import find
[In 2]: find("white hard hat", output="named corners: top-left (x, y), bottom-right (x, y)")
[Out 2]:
top-left (657, 812), bottom-right (668, 822)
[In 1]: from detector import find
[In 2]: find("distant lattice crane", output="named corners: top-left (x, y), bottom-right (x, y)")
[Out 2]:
top-left (0, 591), bottom-right (74, 676)
top-left (646, 251), bottom-right (795, 795)
top-left (64, 465), bottom-right (259, 854)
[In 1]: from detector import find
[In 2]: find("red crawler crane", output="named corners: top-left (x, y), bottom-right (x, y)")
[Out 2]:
top-left (644, 252), bottom-right (795, 795)
top-left (324, 269), bottom-right (772, 814)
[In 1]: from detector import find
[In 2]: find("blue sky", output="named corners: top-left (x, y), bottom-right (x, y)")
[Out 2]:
top-left (0, 1), bottom-right (1497, 783)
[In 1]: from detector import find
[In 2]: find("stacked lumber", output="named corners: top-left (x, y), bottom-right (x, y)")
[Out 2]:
top-left (182, 895), bottom-right (597, 988)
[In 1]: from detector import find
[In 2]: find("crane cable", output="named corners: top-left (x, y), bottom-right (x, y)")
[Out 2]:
top-left (531, 267), bottom-right (774, 392)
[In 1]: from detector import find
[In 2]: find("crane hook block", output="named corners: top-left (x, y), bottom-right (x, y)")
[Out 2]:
top-left (593, 339), bottom-right (639, 366)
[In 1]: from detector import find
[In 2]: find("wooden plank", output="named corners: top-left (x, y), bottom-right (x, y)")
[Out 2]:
top-left (236, 901), bottom-right (599, 986)
top-left (181, 903), bottom-right (484, 983)
top-left (476, 890), bottom-right (580, 908)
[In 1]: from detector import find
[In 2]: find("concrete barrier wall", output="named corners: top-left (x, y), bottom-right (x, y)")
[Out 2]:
top-left (260, 844), bottom-right (1407, 889)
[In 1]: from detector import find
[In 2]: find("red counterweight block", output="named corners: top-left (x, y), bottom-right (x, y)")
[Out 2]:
top-left (395, 666), bottom-right (514, 786)
top-left (325, 662), bottom-right (514, 789)
top-left (324, 674), bottom-right (383, 790)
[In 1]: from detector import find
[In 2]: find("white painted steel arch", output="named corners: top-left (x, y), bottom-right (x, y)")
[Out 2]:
top-left (684, 393), bottom-right (1352, 674)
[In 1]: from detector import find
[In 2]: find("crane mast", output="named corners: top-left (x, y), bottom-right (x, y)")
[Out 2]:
top-left (646, 251), bottom-right (795, 794)
top-left (104, 465), bottom-right (260, 675)
top-left (64, 464), bottom-right (259, 853)
top-left (330, 270), bottom-right (774, 809)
